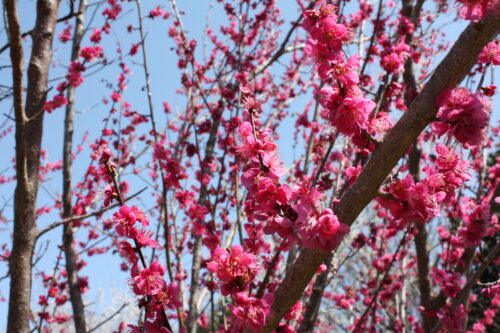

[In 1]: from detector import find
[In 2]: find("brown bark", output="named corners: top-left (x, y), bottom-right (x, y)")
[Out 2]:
top-left (187, 110), bottom-right (222, 333)
top-left (297, 253), bottom-right (332, 333)
top-left (259, 12), bottom-right (500, 333)
top-left (401, 1), bottom-right (435, 330)
top-left (6, 0), bottom-right (61, 332)
top-left (409, 146), bottom-right (434, 330)
top-left (299, 1), bottom-right (426, 330)
top-left (62, 0), bottom-right (88, 332)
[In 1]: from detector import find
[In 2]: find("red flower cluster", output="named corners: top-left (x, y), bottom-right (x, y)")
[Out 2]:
top-left (304, 4), bottom-right (376, 138)
top-left (207, 245), bottom-right (260, 296)
top-left (432, 87), bottom-right (489, 147)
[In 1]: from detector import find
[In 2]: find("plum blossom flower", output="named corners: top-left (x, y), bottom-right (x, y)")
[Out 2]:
top-left (113, 205), bottom-right (149, 238)
top-left (58, 25), bottom-right (72, 43)
top-left (455, 0), bottom-right (493, 22)
top-left (118, 240), bottom-right (138, 264)
top-left (381, 52), bottom-right (405, 73)
top-left (400, 181), bottom-right (446, 223)
top-left (207, 245), bottom-right (260, 296)
top-left (131, 261), bottom-right (166, 296)
top-left (478, 41), bottom-right (500, 65)
top-left (331, 96), bottom-right (376, 137)
top-left (128, 321), bottom-right (172, 333)
top-left (432, 87), bottom-right (489, 147)
top-left (381, 175), bottom-right (446, 224)
top-left (66, 61), bottom-right (85, 87)
top-left (458, 201), bottom-right (491, 247)
top-left (296, 208), bottom-right (350, 251)
top-left (90, 28), bottom-right (102, 43)
top-left (236, 122), bottom-right (277, 161)
top-left (430, 268), bottom-right (464, 298)
top-left (424, 144), bottom-right (471, 201)
top-left (229, 292), bottom-right (273, 332)
top-left (79, 46), bottom-right (104, 62)
top-left (149, 282), bottom-right (182, 311)
top-left (438, 304), bottom-right (466, 332)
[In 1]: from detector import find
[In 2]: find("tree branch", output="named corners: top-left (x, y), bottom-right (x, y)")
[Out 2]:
top-left (258, 11), bottom-right (500, 333)
top-left (62, 1), bottom-right (89, 331)
top-left (36, 187), bottom-right (147, 240)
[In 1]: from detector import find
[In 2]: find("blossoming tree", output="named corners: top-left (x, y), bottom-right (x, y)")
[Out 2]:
top-left (0, 0), bottom-right (499, 332)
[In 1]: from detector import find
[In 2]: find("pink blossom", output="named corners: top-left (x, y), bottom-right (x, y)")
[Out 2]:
top-left (131, 261), bottom-right (166, 296)
top-left (128, 322), bottom-right (172, 333)
top-left (424, 144), bottom-right (471, 201)
top-left (43, 94), bottom-right (68, 113)
top-left (381, 52), bottom-right (405, 73)
top-left (66, 61), bottom-right (85, 87)
top-left (373, 254), bottom-right (394, 272)
top-left (236, 122), bottom-right (277, 160)
top-left (113, 205), bottom-right (149, 238)
top-left (384, 175), bottom-right (446, 224)
top-left (430, 268), bottom-right (464, 298)
top-left (369, 112), bottom-right (393, 136)
top-left (110, 92), bottom-right (122, 102)
top-left (296, 208), bottom-right (350, 251)
top-left (102, 3), bottom-right (122, 20)
top-left (150, 282), bottom-right (182, 311)
top-left (478, 41), bottom-right (500, 65)
top-left (58, 25), bottom-right (72, 43)
top-left (118, 240), bottom-right (138, 264)
top-left (438, 304), bottom-right (466, 332)
top-left (129, 43), bottom-right (140, 56)
top-left (149, 6), bottom-right (166, 19)
top-left (229, 293), bottom-right (273, 332)
top-left (456, 0), bottom-right (491, 22)
top-left (401, 181), bottom-right (445, 223)
top-left (79, 46), bottom-right (104, 62)
top-left (136, 229), bottom-right (158, 248)
top-left (318, 85), bottom-right (341, 109)
top-left (284, 301), bottom-right (303, 321)
top-left (458, 201), bottom-right (491, 247)
top-left (331, 97), bottom-right (376, 136)
top-left (207, 245), bottom-right (259, 296)
top-left (433, 87), bottom-right (488, 146)
top-left (89, 28), bottom-right (102, 43)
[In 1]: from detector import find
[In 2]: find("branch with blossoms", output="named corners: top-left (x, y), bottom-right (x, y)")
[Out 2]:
top-left (94, 146), bottom-right (182, 332)
top-left (259, 4), bottom-right (500, 332)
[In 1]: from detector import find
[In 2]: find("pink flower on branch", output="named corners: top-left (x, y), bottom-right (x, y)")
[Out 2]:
top-left (131, 261), bottom-right (166, 296)
top-left (296, 208), bottom-right (350, 252)
top-left (229, 292), bottom-right (273, 332)
top-left (207, 245), bottom-right (260, 296)
top-left (432, 87), bottom-right (489, 147)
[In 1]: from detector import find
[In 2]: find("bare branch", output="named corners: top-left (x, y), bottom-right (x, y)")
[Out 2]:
top-left (36, 187), bottom-right (147, 240)
top-left (88, 302), bottom-right (129, 333)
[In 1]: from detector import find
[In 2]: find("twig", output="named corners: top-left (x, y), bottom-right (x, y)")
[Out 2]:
top-left (429, 242), bottom-right (500, 333)
top-left (36, 187), bottom-right (147, 240)
top-left (352, 229), bottom-right (409, 331)
top-left (88, 302), bottom-right (129, 333)
top-left (0, 10), bottom-right (84, 54)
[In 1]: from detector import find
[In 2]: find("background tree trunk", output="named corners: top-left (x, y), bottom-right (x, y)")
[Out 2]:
top-left (6, 0), bottom-right (61, 331)
top-left (62, 0), bottom-right (88, 332)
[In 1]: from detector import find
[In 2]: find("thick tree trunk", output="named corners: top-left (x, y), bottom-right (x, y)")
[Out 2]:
top-left (6, 0), bottom-right (61, 331)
